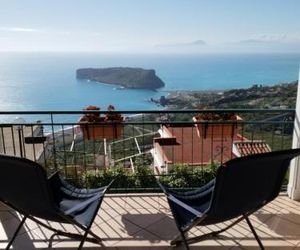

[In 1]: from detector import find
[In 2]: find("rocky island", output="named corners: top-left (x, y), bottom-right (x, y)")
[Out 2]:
top-left (76, 67), bottom-right (165, 90)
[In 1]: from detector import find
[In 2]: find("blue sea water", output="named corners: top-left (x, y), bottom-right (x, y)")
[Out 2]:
top-left (0, 52), bottom-right (299, 114)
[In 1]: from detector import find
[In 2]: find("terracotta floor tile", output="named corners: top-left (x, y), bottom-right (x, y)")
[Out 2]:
top-left (125, 194), bottom-right (160, 210)
top-left (0, 216), bottom-right (34, 240)
top-left (1, 230), bottom-right (49, 250)
top-left (165, 246), bottom-right (231, 250)
top-left (102, 195), bottom-right (127, 212)
top-left (118, 247), bottom-right (170, 250)
top-left (92, 214), bottom-right (142, 246)
top-left (112, 228), bottom-right (168, 248)
top-left (276, 195), bottom-right (300, 208)
top-left (0, 211), bottom-right (16, 222)
top-left (253, 215), bottom-right (300, 246)
top-left (0, 202), bottom-right (14, 212)
top-left (158, 196), bottom-right (170, 213)
top-left (144, 216), bottom-right (178, 241)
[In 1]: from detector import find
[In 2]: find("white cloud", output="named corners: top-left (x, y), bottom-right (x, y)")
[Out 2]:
top-left (0, 27), bottom-right (41, 33)
top-left (239, 34), bottom-right (300, 44)
top-left (252, 33), bottom-right (286, 41)
top-left (156, 39), bottom-right (206, 47)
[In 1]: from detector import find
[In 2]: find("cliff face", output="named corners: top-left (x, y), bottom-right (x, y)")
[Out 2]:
top-left (76, 67), bottom-right (165, 90)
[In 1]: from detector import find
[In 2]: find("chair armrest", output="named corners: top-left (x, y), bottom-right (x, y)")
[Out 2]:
top-left (182, 179), bottom-right (215, 196)
top-left (62, 179), bottom-right (115, 199)
top-left (48, 171), bottom-right (60, 181)
top-left (103, 179), bottom-right (115, 193)
top-left (156, 179), bottom-right (169, 195)
top-left (60, 177), bottom-right (106, 195)
top-left (168, 195), bottom-right (203, 217)
top-left (171, 185), bottom-right (214, 201)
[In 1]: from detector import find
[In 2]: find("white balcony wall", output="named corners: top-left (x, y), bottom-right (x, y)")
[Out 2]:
top-left (288, 69), bottom-right (300, 200)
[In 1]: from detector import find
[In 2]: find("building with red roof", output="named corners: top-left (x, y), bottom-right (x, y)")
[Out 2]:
top-left (151, 125), bottom-right (271, 173)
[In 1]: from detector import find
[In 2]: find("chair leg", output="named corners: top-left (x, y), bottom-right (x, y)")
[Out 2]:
top-left (171, 230), bottom-right (190, 250)
top-left (77, 229), bottom-right (89, 250)
top-left (244, 216), bottom-right (265, 250)
top-left (6, 216), bottom-right (27, 250)
top-left (48, 230), bottom-right (102, 248)
top-left (85, 228), bottom-right (103, 243)
top-left (48, 233), bottom-right (58, 248)
top-left (28, 216), bottom-right (103, 248)
top-left (180, 230), bottom-right (190, 250)
top-left (172, 215), bottom-right (245, 247)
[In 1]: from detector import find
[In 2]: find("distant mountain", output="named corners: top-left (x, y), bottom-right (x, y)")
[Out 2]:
top-left (76, 67), bottom-right (165, 90)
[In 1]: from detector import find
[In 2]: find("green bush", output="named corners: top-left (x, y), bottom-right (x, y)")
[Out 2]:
top-left (159, 163), bottom-right (217, 188)
top-left (81, 163), bottom-right (218, 192)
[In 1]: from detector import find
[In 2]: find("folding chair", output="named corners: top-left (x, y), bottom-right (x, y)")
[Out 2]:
top-left (0, 154), bottom-right (114, 249)
top-left (158, 148), bottom-right (300, 249)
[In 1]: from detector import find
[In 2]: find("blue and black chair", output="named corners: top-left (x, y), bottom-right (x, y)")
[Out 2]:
top-left (0, 154), bottom-right (114, 249)
top-left (158, 148), bottom-right (300, 250)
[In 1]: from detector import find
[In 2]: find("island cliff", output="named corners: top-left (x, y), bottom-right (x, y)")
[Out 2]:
top-left (76, 67), bottom-right (165, 90)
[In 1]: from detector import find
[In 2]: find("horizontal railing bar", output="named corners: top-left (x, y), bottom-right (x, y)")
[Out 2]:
top-left (0, 108), bottom-right (295, 115)
top-left (0, 121), bottom-right (294, 126)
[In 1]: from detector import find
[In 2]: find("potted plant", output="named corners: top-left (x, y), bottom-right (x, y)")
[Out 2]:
top-left (193, 112), bottom-right (242, 138)
top-left (79, 105), bottom-right (124, 140)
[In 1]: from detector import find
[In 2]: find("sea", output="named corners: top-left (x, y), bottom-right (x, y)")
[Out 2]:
top-left (0, 52), bottom-right (299, 122)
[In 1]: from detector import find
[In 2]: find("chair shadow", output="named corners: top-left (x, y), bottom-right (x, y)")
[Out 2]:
top-left (121, 213), bottom-right (176, 241)
top-left (254, 210), bottom-right (300, 238)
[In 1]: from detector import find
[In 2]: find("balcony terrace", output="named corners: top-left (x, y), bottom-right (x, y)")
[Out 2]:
top-left (0, 109), bottom-right (300, 249)
top-left (1, 193), bottom-right (300, 249)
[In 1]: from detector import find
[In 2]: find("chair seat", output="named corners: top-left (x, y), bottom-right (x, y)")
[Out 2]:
top-left (173, 200), bottom-right (211, 229)
top-left (60, 197), bottom-right (100, 226)
top-left (168, 187), bottom-right (213, 229)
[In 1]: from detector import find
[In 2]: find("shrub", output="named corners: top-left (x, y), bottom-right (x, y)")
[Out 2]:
top-left (159, 163), bottom-right (217, 188)
top-left (81, 162), bottom-right (218, 192)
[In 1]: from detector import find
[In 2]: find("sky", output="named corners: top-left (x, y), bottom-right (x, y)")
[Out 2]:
top-left (0, 0), bottom-right (299, 53)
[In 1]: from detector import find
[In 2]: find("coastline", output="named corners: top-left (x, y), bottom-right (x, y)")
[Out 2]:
top-left (150, 81), bottom-right (298, 110)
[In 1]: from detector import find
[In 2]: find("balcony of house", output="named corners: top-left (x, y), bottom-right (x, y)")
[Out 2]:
top-left (0, 109), bottom-right (300, 249)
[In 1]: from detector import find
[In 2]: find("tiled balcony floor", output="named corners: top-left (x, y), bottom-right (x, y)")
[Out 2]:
top-left (1, 193), bottom-right (300, 249)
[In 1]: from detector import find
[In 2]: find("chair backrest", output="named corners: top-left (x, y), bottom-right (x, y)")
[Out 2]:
top-left (204, 148), bottom-right (300, 225)
top-left (0, 155), bottom-right (63, 221)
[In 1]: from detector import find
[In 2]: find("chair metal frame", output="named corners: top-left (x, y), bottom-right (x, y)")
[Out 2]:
top-left (0, 154), bottom-right (114, 250)
top-left (158, 149), bottom-right (300, 250)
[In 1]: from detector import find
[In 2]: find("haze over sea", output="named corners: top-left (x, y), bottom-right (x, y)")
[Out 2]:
top-left (0, 52), bottom-right (299, 113)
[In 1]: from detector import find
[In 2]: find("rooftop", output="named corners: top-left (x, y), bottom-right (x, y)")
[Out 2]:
top-left (155, 126), bottom-right (244, 166)
top-left (1, 193), bottom-right (300, 249)
top-left (233, 141), bottom-right (271, 157)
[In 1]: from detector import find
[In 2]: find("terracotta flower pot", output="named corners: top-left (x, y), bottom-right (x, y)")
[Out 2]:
top-left (80, 122), bottom-right (124, 140)
top-left (193, 115), bottom-right (242, 139)
top-left (79, 105), bottom-right (124, 140)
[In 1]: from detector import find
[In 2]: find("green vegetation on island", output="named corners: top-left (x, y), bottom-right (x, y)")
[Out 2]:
top-left (76, 67), bottom-right (165, 90)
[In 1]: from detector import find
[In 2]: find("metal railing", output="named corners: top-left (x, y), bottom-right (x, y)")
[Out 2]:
top-left (0, 109), bottom-right (295, 191)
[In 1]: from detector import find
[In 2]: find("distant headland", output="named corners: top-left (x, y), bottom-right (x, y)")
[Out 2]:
top-left (76, 67), bottom-right (165, 90)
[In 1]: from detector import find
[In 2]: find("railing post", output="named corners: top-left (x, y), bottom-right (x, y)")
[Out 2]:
top-left (288, 69), bottom-right (300, 200)
top-left (0, 128), bottom-right (2, 154)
